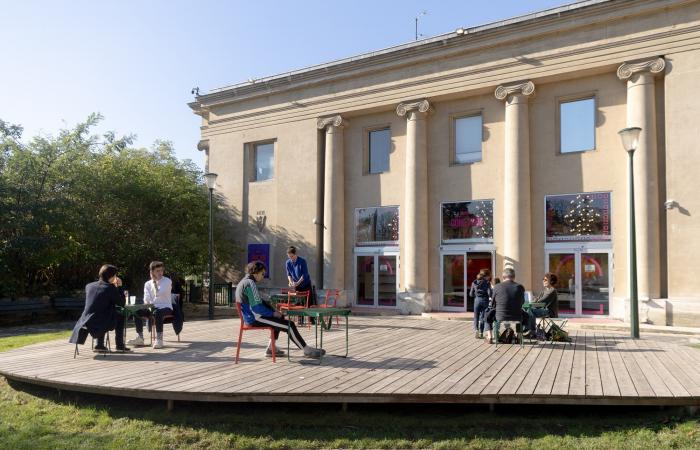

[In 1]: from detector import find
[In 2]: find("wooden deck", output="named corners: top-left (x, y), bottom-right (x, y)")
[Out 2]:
top-left (1, 316), bottom-right (699, 406)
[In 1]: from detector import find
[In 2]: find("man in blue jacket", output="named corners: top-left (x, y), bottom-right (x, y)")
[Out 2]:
top-left (285, 246), bottom-right (312, 294)
top-left (235, 261), bottom-right (322, 358)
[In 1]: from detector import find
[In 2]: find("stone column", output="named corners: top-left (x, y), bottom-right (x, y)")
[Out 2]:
top-left (396, 99), bottom-right (431, 310)
top-left (317, 115), bottom-right (348, 291)
top-left (618, 57), bottom-right (665, 301)
top-left (197, 139), bottom-right (210, 172)
top-left (495, 81), bottom-right (535, 290)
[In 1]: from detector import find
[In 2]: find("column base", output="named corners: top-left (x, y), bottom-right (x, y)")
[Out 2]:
top-left (397, 291), bottom-right (431, 315)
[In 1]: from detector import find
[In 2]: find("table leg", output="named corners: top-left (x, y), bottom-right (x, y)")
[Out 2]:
top-left (343, 315), bottom-right (349, 357)
top-left (314, 316), bottom-right (318, 348)
top-left (287, 320), bottom-right (291, 362)
top-left (319, 315), bottom-right (324, 365)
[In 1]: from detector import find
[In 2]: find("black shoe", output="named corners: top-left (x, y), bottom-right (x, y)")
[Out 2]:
top-left (116, 346), bottom-right (132, 353)
top-left (93, 345), bottom-right (108, 353)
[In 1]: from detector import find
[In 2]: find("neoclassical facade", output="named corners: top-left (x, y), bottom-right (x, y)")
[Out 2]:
top-left (190, 0), bottom-right (700, 326)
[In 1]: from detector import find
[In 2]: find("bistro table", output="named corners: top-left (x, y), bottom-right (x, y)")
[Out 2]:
top-left (522, 302), bottom-right (545, 312)
top-left (285, 307), bottom-right (351, 365)
top-left (117, 303), bottom-right (154, 344)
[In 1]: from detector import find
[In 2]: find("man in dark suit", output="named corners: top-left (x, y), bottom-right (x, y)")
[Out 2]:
top-left (69, 264), bottom-right (131, 353)
top-left (486, 267), bottom-right (525, 343)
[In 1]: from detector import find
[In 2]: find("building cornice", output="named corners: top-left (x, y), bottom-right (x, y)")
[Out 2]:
top-left (189, 0), bottom-right (689, 114)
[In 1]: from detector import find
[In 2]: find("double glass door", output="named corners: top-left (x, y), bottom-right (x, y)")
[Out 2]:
top-left (441, 251), bottom-right (494, 311)
top-left (546, 250), bottom-right (612, 316)
top-left (355, 252), bottom-right (399, 308)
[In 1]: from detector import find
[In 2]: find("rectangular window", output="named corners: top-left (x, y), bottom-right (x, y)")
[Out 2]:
top-left (253, 142), bottom-right (274, 181)
top-left (454, 115), bottom-right (482, 164)
top-left (441, 200), bottom-right (494, 243)
top-left (368, 128), bottom-right (391, 174)
top-left (355, 206), bottom-right (399, 246)
top-left (545, 192), bottom-right (611, 242)
top-left (560, 97), bottom-right (595, 153)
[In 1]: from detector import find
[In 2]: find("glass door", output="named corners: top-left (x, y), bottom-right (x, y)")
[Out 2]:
top-left (355, 252), bottom-right (398, 308)
top-left (547, 250), bottom-right (611, 316)
top-left (440, 250), bottom-right (494, 312)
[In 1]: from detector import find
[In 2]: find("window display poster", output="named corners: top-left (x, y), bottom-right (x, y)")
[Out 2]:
top-left (355, 206), bottom-right (399, 246)
top-left (247, 243), bottom-right (270, 278)
top-left (546, 192), bottom-right (611, 242)
top-left (441, 200), bottom-right (494, 242)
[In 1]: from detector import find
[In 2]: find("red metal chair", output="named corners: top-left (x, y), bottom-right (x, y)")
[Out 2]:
top-left (318, 289), bottom-right (341, 327)
top-left (278, 291), bottom-right (310, 326)
top-left (235, 302), bottom-right (276, 363)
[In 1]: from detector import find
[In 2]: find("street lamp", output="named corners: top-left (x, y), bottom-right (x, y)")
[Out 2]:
top-left (618, 126), bottom-right (641, 339)
top-left (204, 172), bottom-right (218, 320)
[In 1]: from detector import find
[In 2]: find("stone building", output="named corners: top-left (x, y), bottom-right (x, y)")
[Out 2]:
top-left (190, 0), bottom-right (700, 325)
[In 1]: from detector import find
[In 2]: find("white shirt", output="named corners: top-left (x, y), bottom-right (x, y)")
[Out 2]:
top-left (144, 277), bottom-right (172, 309)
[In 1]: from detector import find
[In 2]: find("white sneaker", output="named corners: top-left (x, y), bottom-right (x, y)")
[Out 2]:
top-left (127, 336), bottom-right (145, 346)
top-left (153, 339), bottom-right (164, 349)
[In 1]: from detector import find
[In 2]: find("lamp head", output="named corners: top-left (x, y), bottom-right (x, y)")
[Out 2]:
top-left (204, 172), bottom-right (218, 190)
top-left (618, 127), bottom-right (642, 153)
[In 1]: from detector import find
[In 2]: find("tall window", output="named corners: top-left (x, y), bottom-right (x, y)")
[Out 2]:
top-left (355, 206), bottom-right (399, 246)
top-left (560, 97), bottom-right (595, 153)
top-left (368, 128), bottom-right (391, 174)
top-left (253, 142), bottom-right (274, 181)
top-left (454, 115), bottom-right (482, 164)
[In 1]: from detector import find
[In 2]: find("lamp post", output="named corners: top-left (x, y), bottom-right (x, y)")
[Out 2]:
top-left (204, 172), bottom-right (218, 320)
top-left (618, 127), bottom-right (641, 339)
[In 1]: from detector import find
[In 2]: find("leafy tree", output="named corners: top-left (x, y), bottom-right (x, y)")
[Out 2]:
top-left (0, 115), bottom-right (239, 297)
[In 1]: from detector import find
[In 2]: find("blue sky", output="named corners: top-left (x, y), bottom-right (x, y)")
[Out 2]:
top-left (1, 0), bottom-right (569, 169)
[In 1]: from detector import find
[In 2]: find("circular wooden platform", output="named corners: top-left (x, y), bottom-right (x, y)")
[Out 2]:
top-left (1, 316), bottom-right (699, 406)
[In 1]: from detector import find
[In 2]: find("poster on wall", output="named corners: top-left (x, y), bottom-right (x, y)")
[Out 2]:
top-left (545, 192), bottom-right (611, 242)
top-left (441, 200), bottom-right (494, 243)
top-left (247, 243), bottom-right (270, 278)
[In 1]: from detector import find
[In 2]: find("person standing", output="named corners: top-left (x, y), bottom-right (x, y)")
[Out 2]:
top-left (285, 246), bottom-right (313, 299)
top-left (469, 269), bottom-right (492, 339)
top-left (143, 261), bottom-right (173, 349)
top-left (236, 261), bottom-right (323, 358)
top-left (69, 264), bottom-right (131, 353)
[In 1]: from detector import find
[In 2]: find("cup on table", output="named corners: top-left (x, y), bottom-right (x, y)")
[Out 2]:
top-left (129, 296), bottom-right (136, 305)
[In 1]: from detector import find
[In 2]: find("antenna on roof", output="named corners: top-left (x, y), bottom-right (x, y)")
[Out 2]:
top-left (415, 10), bottom-right (427, 40)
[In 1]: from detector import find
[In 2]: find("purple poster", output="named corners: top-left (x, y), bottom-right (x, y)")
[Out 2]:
top-left (247, 244), bottom-right (270, 278)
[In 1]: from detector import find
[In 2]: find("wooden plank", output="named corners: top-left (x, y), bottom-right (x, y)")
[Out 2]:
top-left (642, 339), bottom-right (700, 397)
top-left (594, 332), bottom-right (621, 397)
top-left (603, 333), bottom-right (638, 397)
top-left (468, 344), bottom-right (524, 396)
top-left (551, 330), bottom-right (577, 396)
top-left (498, 341), bottom-right (544, 396)
top-left (621, 336), bottom-right (672, 397)
top-left (515, 340), bottom-right (556, 395)
top-left (533, 336), bottom-right (567, 396)
top-left (612, 335), bottom-right (655, 397)
top-left (568, 330), bottom-right (586, 397)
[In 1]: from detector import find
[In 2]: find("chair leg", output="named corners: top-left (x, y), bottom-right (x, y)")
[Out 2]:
top-left (74, 343), bottom-right (79, 359)
top-left (270, 329), bottom-right (276, 363)
top-left (177, 334), bottom-right (180, 342)
top-left (235, 327), bottom-right (243, 364)
top-left (495, 321), bottom-right (499, 347)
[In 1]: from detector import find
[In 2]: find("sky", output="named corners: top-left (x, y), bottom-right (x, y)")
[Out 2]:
top-left (0, 0), bottom-right (571, 169)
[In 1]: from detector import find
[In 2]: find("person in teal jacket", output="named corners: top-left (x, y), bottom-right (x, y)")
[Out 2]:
top-left (235, 261), bottom-right (323, 358)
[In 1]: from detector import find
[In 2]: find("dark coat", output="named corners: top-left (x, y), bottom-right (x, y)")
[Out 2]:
top-left (535, 287), bottom-right (558, 317)
top-left (69, 281), bottom-right (121, 344)
top-left (493, 279), bottom-right (525, 321)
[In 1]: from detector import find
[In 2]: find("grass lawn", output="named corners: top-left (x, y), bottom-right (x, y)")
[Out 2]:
top-left (689, 343), bottom-right (700, 350)
top-left (0, 332), bottom-right (698, 449)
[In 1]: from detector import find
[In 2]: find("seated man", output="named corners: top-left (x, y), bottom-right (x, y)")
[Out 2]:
top-left (143, 260), bottom-right (173, 349)
top-left (69, 264), bottom-right (131, 353)
top-left (485, 267), bottom-right (525, 343)
top-left (236, 261), bottom-right (323, 358)
top-left (525, 272), bottom-right (558, 338)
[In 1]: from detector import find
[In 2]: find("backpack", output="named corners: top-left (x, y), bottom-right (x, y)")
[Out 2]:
top-left (498, 327), bottom-right (515, 344)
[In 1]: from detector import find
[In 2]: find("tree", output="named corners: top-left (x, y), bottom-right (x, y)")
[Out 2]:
top-left (0, 115), bottom-right (239, 297)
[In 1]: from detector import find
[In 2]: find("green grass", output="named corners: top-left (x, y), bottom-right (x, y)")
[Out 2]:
top-left (689, 343), bottom-right (700, 350)
top-left (0, 332), bottom-right (698, 449)
top-left (0, 330), bottom-right (71, 352)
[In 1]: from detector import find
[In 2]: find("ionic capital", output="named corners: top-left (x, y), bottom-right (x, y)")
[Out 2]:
top-left (495, 81), bottom-right (535, 101)
top-left (617, 57), bottom-right (666, 80)
top-left (396, 99), bottom-right (432, 117)
top-left (317, 115), bottom-right (348, 130)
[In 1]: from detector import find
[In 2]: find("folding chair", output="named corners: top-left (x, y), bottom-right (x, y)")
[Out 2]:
top-left (235, 302), bottom-right (277, 363)
top-left (74, 328), bottom-right (111, 358)
top-left (540, 317), bottom-right (572, 344)
top-left (278, 291), bottom-right (310, 326)
top-left (493, 320), bottom-right (526, 348)
top-left (318, 289), bottom-right (341, 328)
